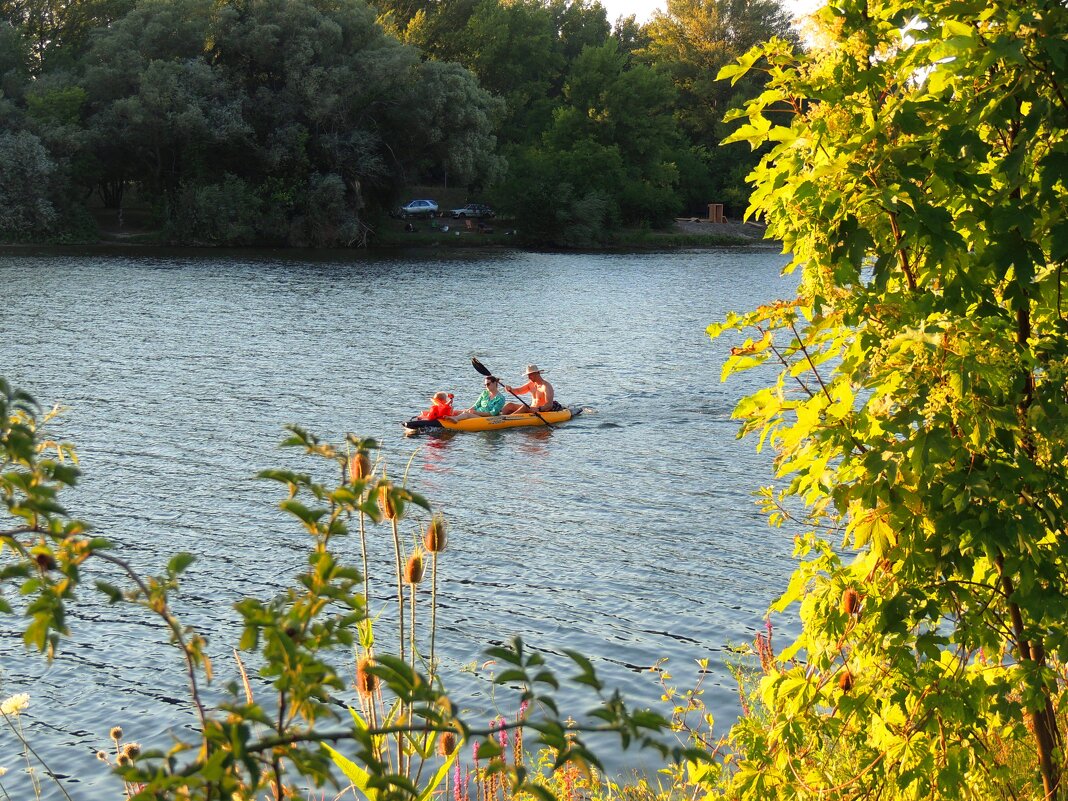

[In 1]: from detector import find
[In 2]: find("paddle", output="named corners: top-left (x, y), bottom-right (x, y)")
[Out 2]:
top-left (471, 357), bottom-right (554, 428)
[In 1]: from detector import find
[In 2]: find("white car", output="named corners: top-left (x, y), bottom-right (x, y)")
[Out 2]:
top-left (399, 199), bottom-right (438, 218)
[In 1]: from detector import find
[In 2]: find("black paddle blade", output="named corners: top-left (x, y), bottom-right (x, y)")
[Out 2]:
top-left (471, 357), bottom-right (493, 377)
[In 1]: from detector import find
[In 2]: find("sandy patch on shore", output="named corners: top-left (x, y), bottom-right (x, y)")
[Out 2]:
top-left (673, 216), bottom-right (779, 245)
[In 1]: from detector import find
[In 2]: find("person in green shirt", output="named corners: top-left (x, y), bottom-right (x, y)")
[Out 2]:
top-left (448, 375), bottom-right (507, 421)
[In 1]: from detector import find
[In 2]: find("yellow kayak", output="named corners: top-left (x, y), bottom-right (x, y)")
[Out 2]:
top-left (403, 408), bottom-right (576, 433)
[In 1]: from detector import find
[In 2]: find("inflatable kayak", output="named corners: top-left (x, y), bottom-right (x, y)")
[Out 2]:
top-left (403, 408), bottom-right (578, 433)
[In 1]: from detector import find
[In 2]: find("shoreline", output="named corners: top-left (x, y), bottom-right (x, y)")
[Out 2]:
top-left (0, 216), bottom-right (782, 256)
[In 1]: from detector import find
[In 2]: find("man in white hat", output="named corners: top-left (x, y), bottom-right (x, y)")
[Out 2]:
top-left (502, 364), bottom-right (558, 415)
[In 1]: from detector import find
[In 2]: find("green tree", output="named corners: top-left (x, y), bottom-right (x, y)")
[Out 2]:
top-left (0, 0), bottom-right (134, 74)
top-left (642, 0), bottom-right (796, 143)
top-left (711, 0), bottom-right (1068, 798)
top-left (0, 129), bottom-right (58, 237)
top-left (73, 0), bottom-right (500, 244)
top-left (506, 40), bottom-right (682, 233)
top-left (641, 0), bottom-right (798, 212)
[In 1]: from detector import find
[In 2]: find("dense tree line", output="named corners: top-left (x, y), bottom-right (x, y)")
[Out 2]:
top-left (0, 0), bottom-right (797, 246)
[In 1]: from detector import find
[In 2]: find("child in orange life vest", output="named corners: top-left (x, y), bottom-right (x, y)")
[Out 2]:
top-left (419, 391), bottom-right (456, 421)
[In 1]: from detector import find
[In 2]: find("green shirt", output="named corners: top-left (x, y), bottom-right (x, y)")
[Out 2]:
top-left (473, 390), bottom-right (506, 415)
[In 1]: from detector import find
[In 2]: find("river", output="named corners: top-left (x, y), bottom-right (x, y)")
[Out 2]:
top-left (0, 246), bottom-right (796, 799)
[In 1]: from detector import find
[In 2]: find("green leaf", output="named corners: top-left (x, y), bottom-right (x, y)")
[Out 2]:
top-left (95, 581), bottom-right (124, 603)
top-left (167, 552), bottom-right (195, 577)
top-left (323, 744), bottom-right (375, 800)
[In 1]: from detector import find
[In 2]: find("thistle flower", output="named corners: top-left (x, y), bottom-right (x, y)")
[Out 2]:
top-left (378, 485), bottom-right (397, 521)
top-left (437, 730), bottom-right (457, 756)
top-left (841, 588), bottom-right (860, 615)
top-left (0, 693), bottom-right (29, 716)
top-left (356, 656), bottom-right (378, 697)
top-left (404, 549), bottom-right (425, 585)
top-left (110, 726), bottom-right (123, 741)
top-left (838, 669), bottom-right (853, 692)
top-left (349, 452), bottom-right (370, 481)
top-left (424, 516), bottom-right (448, 553)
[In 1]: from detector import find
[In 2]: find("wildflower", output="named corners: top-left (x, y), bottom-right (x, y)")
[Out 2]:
top-left (495, 717), bottom-right (508, 750)
top-left (424, 516), bottom-right (448, 553)
top-left (120, 742), bottom-right (141, 760)
top-left (356, 656), bottom-right (378, 697)
top-left (404, 550), bottom-right (425, 584)
top-left (96, 751), bottom-right (109, 763)
top-left (110, 726), bottom-right (123, 741)
top-left (0, 694), bottom-right (29, 716)
top-left (117, 753), bottom-right (131, 767)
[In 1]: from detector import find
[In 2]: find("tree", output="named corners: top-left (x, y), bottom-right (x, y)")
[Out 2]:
top-left (641, 0), bottom-right (798, 212)
top-left (73, 0), bottom-right (501, 244)
top-left (0, 0), bottom-right (134, 74)
top-left (495, 38), bottom-right (685, 242)
top-left (0, 129), bottom-right (57, 237)
top-left (712, 0), bottom-right (1068, 798)
top-left (642, 0), bottom-right (796, 143)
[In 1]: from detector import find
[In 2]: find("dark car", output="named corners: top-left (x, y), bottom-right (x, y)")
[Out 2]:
top-left (450, 203), bottom-right (495, 219)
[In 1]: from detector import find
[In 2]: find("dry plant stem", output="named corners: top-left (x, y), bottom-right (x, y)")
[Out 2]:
top-left (359, 509), bottom-right (370, 612)
top-left (391, 519), bottom-right (406, 663)
top-left (93, 552), bottom-right (208, 729)
top-left (234, 648), bottom-right (255, 704)
top-left (0, 711), bottom-right (72, 801)
top-left (429, 554), bottom-right (439, 682)
top-left (409, 583), bottom-right (417, 674)
top-left (274, 691), bottom-right (287, 801)
top-left (389, 517), bottom-right (407, 776)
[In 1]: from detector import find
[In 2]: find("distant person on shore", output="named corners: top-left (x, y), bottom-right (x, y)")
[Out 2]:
top-left (449, 375), bottom-right (507, 421)
top-left (418, 391), bottom-right (456, 421)
top-left (502, 365), bottom-right (560, 414)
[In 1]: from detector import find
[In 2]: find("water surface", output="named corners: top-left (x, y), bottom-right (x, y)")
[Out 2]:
top-left (0, 247), bottom-right (796, 798)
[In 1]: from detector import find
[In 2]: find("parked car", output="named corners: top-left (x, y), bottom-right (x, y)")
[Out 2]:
top-left (399, 199), bottom-right (438, 218)
top-left (450, 203), bottom-right (495, 219)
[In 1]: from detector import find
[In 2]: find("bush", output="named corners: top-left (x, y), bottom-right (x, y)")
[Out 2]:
top-left (0, 130), bottom-right (58, 239)
top-left (166, 174), bottom-right (260, 245)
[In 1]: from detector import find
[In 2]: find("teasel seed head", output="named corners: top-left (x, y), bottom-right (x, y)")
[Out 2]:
top-left (438, 730), bottom-right (457, 756)
top-left (424, 515), bottom-right (448, 553)
top-left (349, 451), bottom-right (371, 482)
top-left (405, 549), bottom-right (425, 585)
top-left (110, 726), bottom-right (123, 741)
top-left (841, 588), bottom-right (860, 615)
top-left (378, 485), bottom-right (397, 521)
top-left (838, 669), bottom-right (853, 692)
top-left (356, 656), bottom-right (378, 697)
